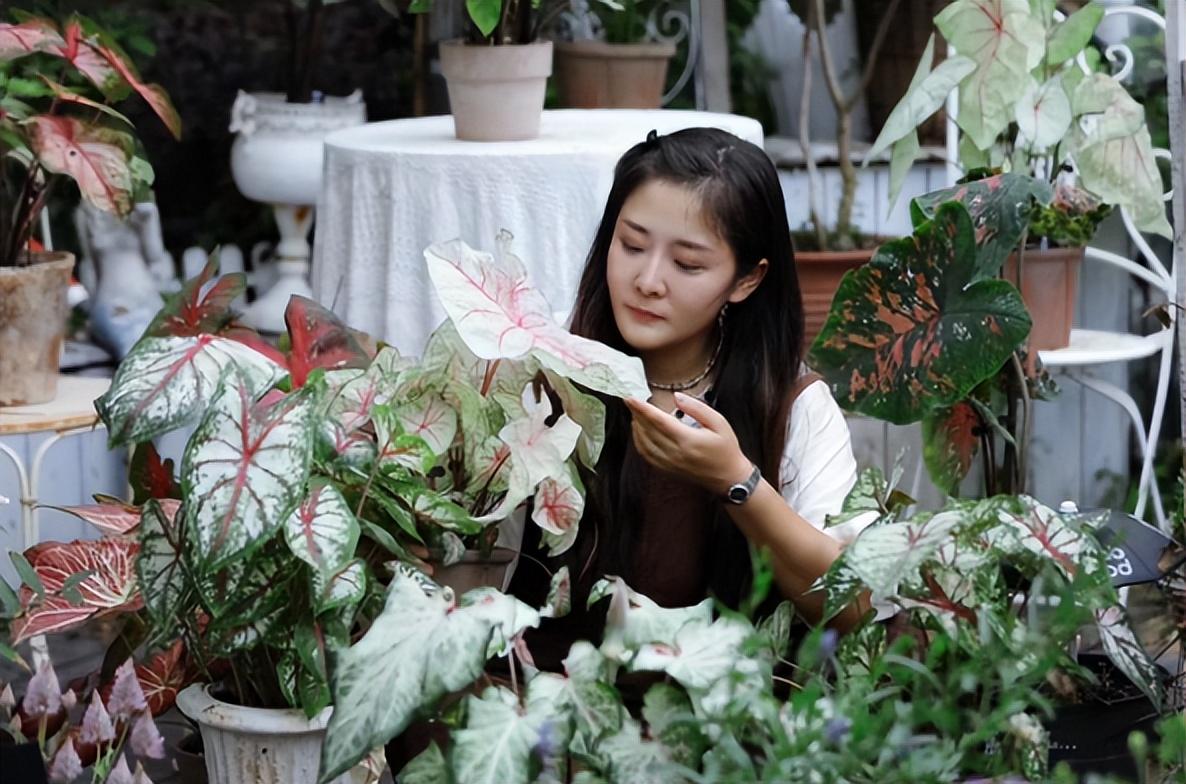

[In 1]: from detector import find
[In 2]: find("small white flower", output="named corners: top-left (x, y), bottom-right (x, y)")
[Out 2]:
top-left (80, 691), bottom-right (115, 745)
top-left (47, 737), bottom-right (83, 784)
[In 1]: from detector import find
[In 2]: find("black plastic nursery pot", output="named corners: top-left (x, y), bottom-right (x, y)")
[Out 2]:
top-left (0, 740), bottom-right (49, 783)
top-left (1046, 654), bottom-right (1172, 778)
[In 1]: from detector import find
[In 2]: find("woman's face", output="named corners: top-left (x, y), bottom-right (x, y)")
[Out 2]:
top-left (606, 179), bottom-right (763, 358)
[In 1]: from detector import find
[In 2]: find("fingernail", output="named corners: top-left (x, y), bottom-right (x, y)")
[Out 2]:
top-left (674, 392), bottom-right (687, 402)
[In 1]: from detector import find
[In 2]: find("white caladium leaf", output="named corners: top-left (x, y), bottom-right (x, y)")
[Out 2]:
top-left (401, 742), bottom-right (450, 784)
top-left (97, 335), bottom-right (283, 446)
top-left (591, 577), bottom-right (714, 653)
top-left (533, 465), bottom-right (584, 556)
top-left (936, 0), bottom-right (1045, 151)
top-left (526, 642), bottom-right (622, 748)
top-left (628, 615), bottom-right (751, 690)
top-left (320, 571), bottom-right (540, 781)
top-left (543, 370), bottom-right (606, 468)
top-left (182, 375), bottom-right (318, 569)
top-left (450, 686), bottom-right (545, 784)
top-left (541, 566), bottom-right (572, 619)
top-left (842, 511), bottom-right (965, 600)
top-left (136, 499), bottom-right (187, 633)
top-left (598, 718), bottom-right (679, 784)
top-left (481, 399), bottom-right (582, 523)
top-left (424, 238), bottom-right (648, 400)
top-left (396, 393), bottom-right (458, 456)
top-left (987, 498), bottom-right (1102, 578)
top-left (1095, 606), bottom-right (1163, 709)
top-left (1015, 75), bottom-right (1071, 151)
top-left (1068, 73), bottom-right (1172, 238)
top-left (284, 481), bottom-right (359, 576)
top-left (312, 558), bottom-right (367, 613)
top-left (642, 683), bottom-right (707, 768)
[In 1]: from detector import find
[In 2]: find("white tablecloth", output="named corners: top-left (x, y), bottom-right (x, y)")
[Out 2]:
top-left (311, 109), bottom-right (764, 354)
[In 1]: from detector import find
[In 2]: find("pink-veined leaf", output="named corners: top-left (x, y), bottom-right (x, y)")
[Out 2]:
top-left (311, 559), bottom-right (367, 614)
top-left (182, 373), bottom-right (318, 569)
top-left (134, 641), bottom-right (190, 716)
top-left (136, 499), bottom-right (188, 633)
top-left (144, 255), bottom-right (247, 340)
top-left (284, 482), bottom-right (360, 575)
top-left (480, 398), bottom-right (582, 523)
top-left (283, 296), bottom-right (372, 388)
top-left (841, 510), bottom-right (967, 600)
top-left (28, 115), bottom-right (134, 216)
top-left (396, 393), bottom-right (458, 456)
top-left (85, 32), bottom-right (181, 139)
top-left (423, 238), bottom-right (648, 400)
top-left (0, 18), bottom-right (64, 61)
top-left (988, 498), bottom-right (1102, 577)
top-left (810, 202), bottom-right (1031, 425)
top-left (12, 539), bottom-right (142, 644)
top-left (37, 74), bottom-right (133, 126)
top-left (40, 498), bottom-right (173, 536)
top-left (96, 334), bottom-right (284, 447)
top-left (922, 401), bottom-right (981, 495)
top-left (533, 466), bottom-right (584, 556)
top-left (55, 19), bottom-right (124, 97)
top-left (629, 615), bottom-right (752, 690)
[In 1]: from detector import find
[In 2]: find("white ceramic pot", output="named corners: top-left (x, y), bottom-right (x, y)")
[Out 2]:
top-left (176, 684), bottom-right (349, 784)
top-left (439, 40), bottom-right (553, 141)
top-left (228, 90), bottom-right (366, 333)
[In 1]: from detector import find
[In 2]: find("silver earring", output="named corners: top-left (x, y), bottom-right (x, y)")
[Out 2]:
top-left (718, 303), bottom-right (729, 330)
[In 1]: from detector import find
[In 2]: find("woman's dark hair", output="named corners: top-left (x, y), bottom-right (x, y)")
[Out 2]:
top-left (566, 127), bottom-right (804, 609)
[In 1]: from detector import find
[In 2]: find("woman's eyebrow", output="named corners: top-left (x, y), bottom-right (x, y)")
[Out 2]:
top-left (622, 219), bottom-right (714, 253)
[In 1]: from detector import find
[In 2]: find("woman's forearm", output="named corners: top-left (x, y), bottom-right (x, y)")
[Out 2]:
top-left (723, 478), bottom-right (867, 631)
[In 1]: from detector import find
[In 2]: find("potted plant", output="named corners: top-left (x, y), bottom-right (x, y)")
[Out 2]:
top-left (407, 0), bottom-right (560, 140)
top-left (228, 0), bottom-right (367, 334)
top-left (0, 12), bottom-right (180, 405)
top-left (866, 0), bottom-right (1172, 350)
top-left (785, 0), bottom-right (903, 348)
top-left (553, 0), bottom-right (678, 110)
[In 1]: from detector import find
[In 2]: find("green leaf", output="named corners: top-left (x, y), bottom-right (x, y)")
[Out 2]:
top-left (937, 0), bottom-right (1046, 150)
top-left (756, 601), bottom-right (794, 659)
top-left (1046, 2), bottom-right (1104, 65)
top-left (466, 0), bottom-right (503, 37)
top-left (311, 559), bottom-right (366, 613)
top-left (284, 481), bottom-right (360, 576)
top-left (922, 401), bottom-right (981, 495)
top-left (320, 569), bottom-right (540, 780)
top-left (910, 172), bottom-right (1053, 278)
top-left (541, 566), bottom-right (572, 618)
top-left (886, 130), bottom-right (921, 217)
top-left (1095, 606), bottom-right (1164, 709)
top-left (0, 572), bottom-right (20, 614)
top-left (840, 511), bottom-right (967, 600)
top-left (401, 741), bottom-right (450, 784)
top-left (9, 551), bottom-right (44, 598)
top-left (811, 202), bottom-right (1032, 424)
top-left (526, 642), bottom-right (623, 745)
top-left (182, 376), bottom-right (319, 569)
top-left (598, 719), bottom-right (678, 784)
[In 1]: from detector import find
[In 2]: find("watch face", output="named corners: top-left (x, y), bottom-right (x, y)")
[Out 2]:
top-left (728, 486), bottom-right (748, 503)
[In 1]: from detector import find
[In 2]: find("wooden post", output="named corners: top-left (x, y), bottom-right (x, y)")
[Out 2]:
top-left (1167, 1), bottom-right (1185, 458)
top-left (697, 0), bottom-right (731, 113)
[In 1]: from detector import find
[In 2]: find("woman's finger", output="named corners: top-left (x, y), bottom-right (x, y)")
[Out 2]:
top-left (672, 392), bottom-right (729, 432)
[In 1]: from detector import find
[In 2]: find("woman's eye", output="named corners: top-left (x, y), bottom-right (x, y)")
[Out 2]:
top-left (620, 239), bottom-right (644, 254)
top-left (675, 261), bottom-right (703, 273)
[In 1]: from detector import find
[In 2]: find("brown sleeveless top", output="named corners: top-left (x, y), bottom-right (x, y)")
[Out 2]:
top-left (508, 372), bottom-right (823, 673)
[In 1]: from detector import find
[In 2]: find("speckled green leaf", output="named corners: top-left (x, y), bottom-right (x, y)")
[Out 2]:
top-left (811, 202), bottom-right (1031, 424)
top-left (910, 173), bottom-right (1053, 278)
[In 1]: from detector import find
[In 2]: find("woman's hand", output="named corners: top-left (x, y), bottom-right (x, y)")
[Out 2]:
top-left (623, 392), bottom-right (753, 493)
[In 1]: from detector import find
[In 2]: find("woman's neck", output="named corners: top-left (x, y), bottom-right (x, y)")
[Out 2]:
top-left (641, 331), bottom-right (716, 388)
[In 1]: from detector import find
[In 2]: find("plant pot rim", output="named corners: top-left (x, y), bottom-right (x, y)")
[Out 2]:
top-left (794, 246), bottom-right (881, 263)
top-left (440, 38), bottom-right (553, 50)
top-left (235, 89), bottom-right (365, 109)
top-left (556, 39), bottom-right (677, 57)
top-left (176, 683), bottom-right (333, 735)
top-left (0, 251), bottom-right (74, 274)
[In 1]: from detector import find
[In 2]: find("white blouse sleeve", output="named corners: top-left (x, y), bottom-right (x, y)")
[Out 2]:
top-left (778, 380), bottom-right (876, 546)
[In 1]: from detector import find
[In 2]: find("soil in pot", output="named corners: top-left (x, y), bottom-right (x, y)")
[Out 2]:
top-left (439, 40), bottom-right (553, 142)
top-left (0, 252), bottom-right (73, 407)
top-left (554, 40), bottom-right (676, 109)
top-left (1002, 246), bottom-right (1083, 352)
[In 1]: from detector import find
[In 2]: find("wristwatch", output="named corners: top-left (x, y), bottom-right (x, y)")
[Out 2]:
top-left (725, 463), bottom-right (761, 505)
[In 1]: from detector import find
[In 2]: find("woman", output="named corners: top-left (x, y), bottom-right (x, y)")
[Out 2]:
top-left (508, 127), bottom-right (871, 671)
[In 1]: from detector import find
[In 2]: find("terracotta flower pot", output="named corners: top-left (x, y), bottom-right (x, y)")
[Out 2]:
top-left (554, 40), bottom-right (676, 109)
top-left (1002, 246), bottom-right (1084, 352)
top-left (796, 247), bottom-right (876, 350)
top-left (0, 252), bottom-right (74, 406)
top-left (439, 40), bottom-right (553, 142)
top-left (432, 547), bottom-right (518, 595)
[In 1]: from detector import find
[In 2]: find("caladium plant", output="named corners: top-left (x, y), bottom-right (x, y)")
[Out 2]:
top-left (0, 12), bottom-right (181, 268)
top-left (867, 0), bottom-right (1171, 239)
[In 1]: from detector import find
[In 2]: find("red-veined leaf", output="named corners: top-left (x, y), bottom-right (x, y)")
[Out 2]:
top-left (0, 18), bottom-right (64, 61)
top-left (989, 498), bottom-right (1100, 577)
top-left (533, 467), bottom-right (584, 557)
top-left (284, 481), bottom-right (359, 575)
top-left (922, 401), bottom-right (981, 495)
top-left (95, 334), bottom-right (284, 447)
top-left (136, 499), bottom-right (188, 634)
top-left (144, 255), bottom-right (244, 339)
top-left (12, 539), bottom-right (142, 644)
top-left (42, 500), bottom-right (140, 536)
top-left (37, 75), bottom-right (133, 126)
top-left (56, 19), bottom-right (123, 97)
top-left (810, 202), bottom-right (1031, 424)
top-left (182, 373), bottom-right (318, 569)
top-left (129, 442), bottom-right (180, 504)
top-left (134, 642), bottom-right (191, 716)
top-left (283, 296), bottom-right (372, 388)
top-left (28, 116), bottom-right (134, 216)
top-left (86, 35), bottom-right (180, 139)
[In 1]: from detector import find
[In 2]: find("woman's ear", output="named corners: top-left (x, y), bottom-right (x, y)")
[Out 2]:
top-left (728, 258), bottom-right (768, 304)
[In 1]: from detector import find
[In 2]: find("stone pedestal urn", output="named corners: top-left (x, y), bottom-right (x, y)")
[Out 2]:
top-left (0, 253), bottom-right (74, 406)
top-left (229, 90), bottom-right (366, 333)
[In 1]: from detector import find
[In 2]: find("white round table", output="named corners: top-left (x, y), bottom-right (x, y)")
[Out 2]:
top-left (311, 109), bottom-right (764, 353)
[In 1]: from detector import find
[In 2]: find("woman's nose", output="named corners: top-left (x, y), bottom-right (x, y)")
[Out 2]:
top-left (634, 253), bottom-right (665, 297)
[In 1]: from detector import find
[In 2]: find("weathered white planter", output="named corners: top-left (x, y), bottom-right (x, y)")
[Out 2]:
top-left (176, 684), bottom-right (348, 784)
top-left (228, 90), bottom-right (366, 333)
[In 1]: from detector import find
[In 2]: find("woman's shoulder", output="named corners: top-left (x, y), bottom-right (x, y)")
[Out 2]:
top-left (777, 371), bottom-right (863, 538)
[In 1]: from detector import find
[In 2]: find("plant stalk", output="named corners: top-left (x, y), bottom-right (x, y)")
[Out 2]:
top-left (799, 2), bottom-right (827, 250)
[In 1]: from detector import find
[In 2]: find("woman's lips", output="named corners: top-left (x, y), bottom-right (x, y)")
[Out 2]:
top-left (627, 305), bottom-right (664, 323)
